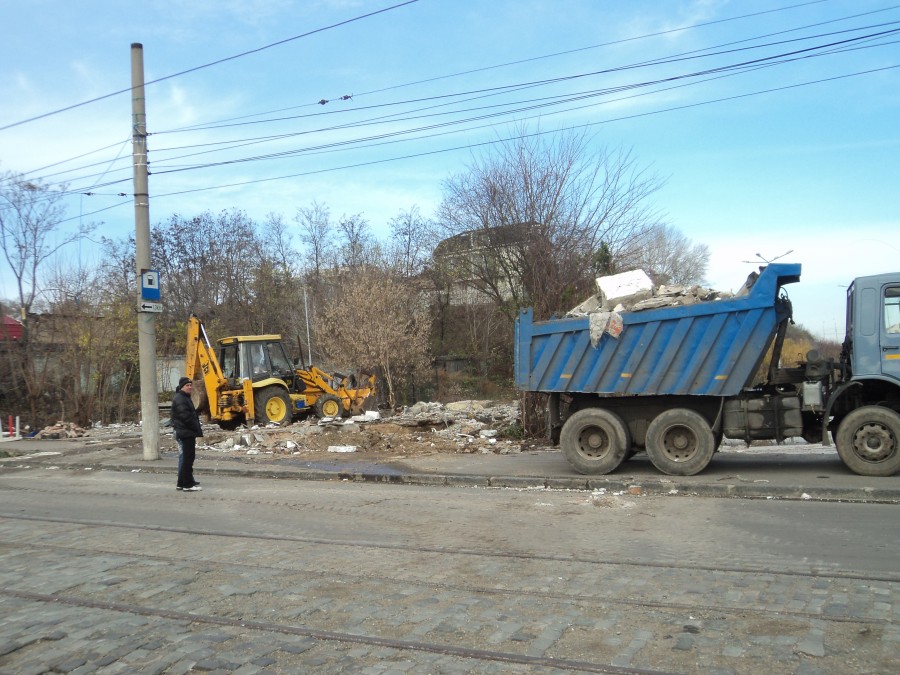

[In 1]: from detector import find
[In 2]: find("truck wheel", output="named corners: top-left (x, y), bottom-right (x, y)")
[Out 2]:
top-left (645, 409), bottom-right (715, 476)
top-left (835, 406), bottom-right (900, 476)
top-left (315, 394), bottom-right (343, 419)
top-left (560, 408), bottom-right (631, 475)
top-left (254, 386), bottom-right (292, 426)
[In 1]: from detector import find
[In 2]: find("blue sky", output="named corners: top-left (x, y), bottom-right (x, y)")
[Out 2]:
top-left (0, 0), bottom-right (897, 340)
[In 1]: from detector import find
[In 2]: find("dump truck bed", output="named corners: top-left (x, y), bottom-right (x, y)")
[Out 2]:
top-left (514, 263), bottom-right (801, 397)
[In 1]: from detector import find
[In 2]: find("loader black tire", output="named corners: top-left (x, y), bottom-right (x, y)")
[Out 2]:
top-left (835, 406), bottom-right (900, 476)
top-left (314, 394), bottom-right (343, 419)
top-left (560, 408), bottom-right (631, 475)
top-left (645, 408), bottom-right (715, 476)
top-left (254, 386), bottom-right (292, 426)
top-left (218, 418), bottom-right (243, 431)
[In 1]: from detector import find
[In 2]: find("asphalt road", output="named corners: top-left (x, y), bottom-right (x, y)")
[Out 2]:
top-left (0, 466), bottom-right (897, 673)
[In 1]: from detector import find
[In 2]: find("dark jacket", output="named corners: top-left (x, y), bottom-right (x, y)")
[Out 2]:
top-left (171, 389), bottom-right (203, 439)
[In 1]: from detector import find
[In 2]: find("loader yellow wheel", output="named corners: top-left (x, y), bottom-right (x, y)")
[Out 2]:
top-left (315, 394), bottom-right (343, 419)
top-left (255, 386), bottom-right (292, 426)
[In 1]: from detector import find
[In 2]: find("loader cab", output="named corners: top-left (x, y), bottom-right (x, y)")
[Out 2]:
top-left (217, 335), bottom-right (295, 386)
top-left (847, 273), bottom-right (900, 384)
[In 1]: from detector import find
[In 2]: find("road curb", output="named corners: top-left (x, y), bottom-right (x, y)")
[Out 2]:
top-left (60, 462), bottom-right (900, 503)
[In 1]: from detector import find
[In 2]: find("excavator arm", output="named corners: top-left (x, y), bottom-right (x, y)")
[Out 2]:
top-left (186, 314), bottom-right (243, 421)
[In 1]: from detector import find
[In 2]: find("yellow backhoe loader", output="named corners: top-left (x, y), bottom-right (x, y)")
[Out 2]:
top-left (185, 315), bottom-right (375, 430)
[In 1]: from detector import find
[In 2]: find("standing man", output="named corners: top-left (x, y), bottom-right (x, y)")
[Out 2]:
top-left (172, 377), bottom-right (203, 492)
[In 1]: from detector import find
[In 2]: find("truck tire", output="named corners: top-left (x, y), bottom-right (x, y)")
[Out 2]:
top-left (254, 386), bottom-right (292, 426)
top-left (645, 408), bottom-right (715, 476)
top-left (835, 406), bottom-right (900, 476)
top-left (560, 408), bottom-right (631, 475)
top-left (314, 394), bottom-right (343, 419)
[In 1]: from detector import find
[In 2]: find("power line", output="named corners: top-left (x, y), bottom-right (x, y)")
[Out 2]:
top-left (8, 5), bottom-right (899, 197)
top-left (165, 0), bottom-right (852, 131)
top-left (19, 31), bottom-right (899, 200)
top-left (26, 18), bottom-right (899, 189)
top-left (12, 3), bottom-right (895, 188)
top-left (103, 64), bottom-right (896, 203)
top-left (142, 29), bottom-right (900, 175)
top-left (0, 0), bottom-right (421, 133)
top-left (146, 19), bottom-right (899, 140)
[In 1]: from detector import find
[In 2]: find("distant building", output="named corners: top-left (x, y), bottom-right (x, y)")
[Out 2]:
top-left (0, 315), bottom-right (24, 341)
top-left (432, 222), bottom-right (534, 305)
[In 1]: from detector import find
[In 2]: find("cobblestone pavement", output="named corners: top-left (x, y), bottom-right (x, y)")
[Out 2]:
top-left (0, 469), bottom-right (898, 673)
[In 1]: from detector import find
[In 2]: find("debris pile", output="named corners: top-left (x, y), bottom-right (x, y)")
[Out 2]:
top-left (393, 400), bottom-right (519, 428)
top-left (35, 421), bottom-right (87, 439)
top-left (190, 399), bottom-right (524, 458)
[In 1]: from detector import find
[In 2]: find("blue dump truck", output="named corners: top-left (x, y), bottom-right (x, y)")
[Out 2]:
top-left (515, 263), bottom-right (900, 477)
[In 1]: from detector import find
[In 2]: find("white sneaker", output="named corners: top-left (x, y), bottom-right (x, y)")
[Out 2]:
top-left (184, 485), bottom-right (202, 492)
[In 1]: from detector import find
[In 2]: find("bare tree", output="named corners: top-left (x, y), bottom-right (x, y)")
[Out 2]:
top-left (261, 212), bottom-right (298, 275)
top-left (0, 171), bottom-right (97, 426)
top-left (618, 224), bottom-right (710, 285)
top-left (336, 213), bottom-right (374, 269)
top-left (256, 212), bottom-right (309, 341)
top-left (437, 127), bottom-right (666, 321)
top-left (294, 201), bottom-right (334, 283)
top-left (0, 172), bottom-right (95, 318)
top-left (387, 206), bottom-right (436, 278)
top-left (98, 234), bottom-right (137, 300)
top-left (150, 209), bottom-right (261, 342)
top-left (316, 266), bottom-right (431, 408)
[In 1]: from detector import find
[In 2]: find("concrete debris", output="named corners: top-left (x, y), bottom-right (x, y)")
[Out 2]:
top-left (588, 311), bottom-right (624, 346)
top-left (35, 421), bottom-right (87, 439)
top-left (396, 400), bottom-right (519, 429)
top-left (77, 399), bottom-right (525, 458)
top-left (567, 269), bottom-right (736, 319)
top-left (597, 269), bottom-right (654, 306)
top-left (297, 399), bottom-right (519, 455)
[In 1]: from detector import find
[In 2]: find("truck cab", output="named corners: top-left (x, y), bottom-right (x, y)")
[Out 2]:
top-left (845, 273), bottom-right (900, 384)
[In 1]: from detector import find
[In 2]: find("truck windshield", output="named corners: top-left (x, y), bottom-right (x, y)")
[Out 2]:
top-left (886, 286), bottom-right (900, 333)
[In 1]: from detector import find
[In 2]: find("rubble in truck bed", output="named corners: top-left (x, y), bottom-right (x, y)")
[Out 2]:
top-left (566, 268), bottom-right (755, 318)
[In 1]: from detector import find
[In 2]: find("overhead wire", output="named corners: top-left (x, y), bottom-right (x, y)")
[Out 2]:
top-left (164, 0), bottom-right (850, 131)
top-left (11, 1), bottom-right (875, 184)
top-left (22, 26), bottom-right (896, 199)
top-left (25, 15), bottom-right (900, 189)
top-left (154, 17), bottom-right (900, 136)
top-left (143, 26), bottom-right (900, 174)
top-left (138, 63), bottom-right (900, 203)
top-left (0, 0), bottom-right (421, 133)
top-left (62, 58), bottom-right (899, 203)
top-left (12, 2), bottom-right (896, 188)
top-left (8, 3), bottom-right (899, 206)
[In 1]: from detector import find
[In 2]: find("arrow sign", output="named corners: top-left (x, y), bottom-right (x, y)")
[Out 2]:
top-left (138, 301), bottom-right (163, 313)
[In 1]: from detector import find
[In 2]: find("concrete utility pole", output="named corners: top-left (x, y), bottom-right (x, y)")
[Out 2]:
top-left (131, 43), bottom-right (159, 461)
